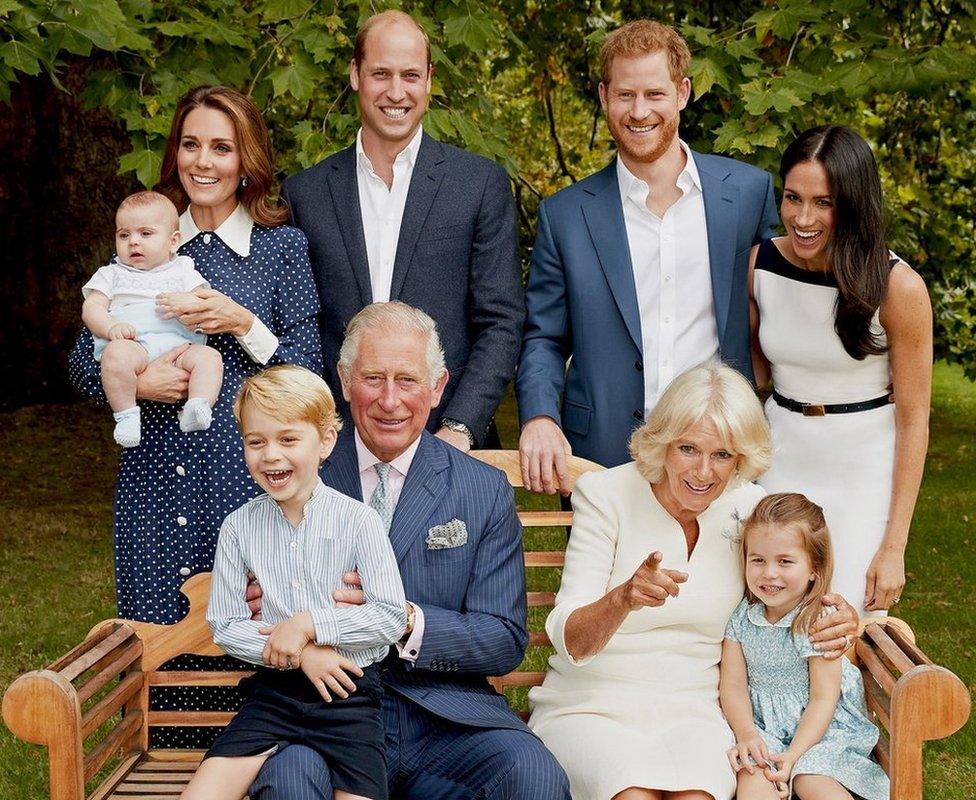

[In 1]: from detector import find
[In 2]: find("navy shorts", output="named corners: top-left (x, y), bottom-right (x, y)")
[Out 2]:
top-left (205, 664), bottom-right (386, 799)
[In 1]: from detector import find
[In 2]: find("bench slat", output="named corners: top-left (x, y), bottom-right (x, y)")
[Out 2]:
top-left (884, 623), bottom-right (933, 667)
top-left (48, 623), bottom-right (118, 674)
top-left (88, 753), bottom-right (142, 800)
top-left (148, 711), bottom-right (235, 726)
top-left (857, 643), bottom-right (898, 695)
top-left (527, 592), bottom-right (555, 607)
top-left (77, 642), bottom-right (143, 705)
top-left (84, 710), bottom-right (143, 782)
top-left (863, 624), bottom-right (916, 675)
top-left (82, 672), bottom-right (143, 739)
top-left (61, 626), bottom-right (136, 682)
top-left (518, 511), bottom-right (572, 526)
top-left (863, 670), bottom-right (892, 732)
top-left (524, 551), bottom-right (564, 567)
top-left (148, 670), bottom-right (253, 687)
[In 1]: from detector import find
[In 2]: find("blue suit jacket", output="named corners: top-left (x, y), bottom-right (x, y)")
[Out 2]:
top-left (283, 134), bottom-right (525, 446)
top-left (516, 153), bottom-right (779, 468)
top-left (321, 429), bottom-right (531, 732)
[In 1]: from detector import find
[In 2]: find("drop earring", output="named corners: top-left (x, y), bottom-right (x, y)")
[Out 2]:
top-left (240, 176), bottom-right (249, 188)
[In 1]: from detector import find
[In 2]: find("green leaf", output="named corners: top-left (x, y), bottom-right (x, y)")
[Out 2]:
top-left (443, 6), bottom-right (496, 52)
top-left (0, 39), bottom-right (42, 76)
top-left (261, 0), bottom-right (308, 22)
top-left (269, 52), bottom-right (318, 102)
top-left (0, 1), bottom-right (22, 17)
top-left (741, 82), bottom-right (803, 115)
top-left (298, 26), bottom-right (337, 64)
top-left (770, 4), bottom-right (822, 39)
top-left (119, 146), bottom-right (162, 188)
top-left (680, 24), bottom-right (715, 48)
top-left (690, 56), bottom-right (730, 96)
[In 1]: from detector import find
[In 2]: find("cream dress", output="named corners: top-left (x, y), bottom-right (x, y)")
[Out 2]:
top-left (528, 463), bottom-right (765, 800)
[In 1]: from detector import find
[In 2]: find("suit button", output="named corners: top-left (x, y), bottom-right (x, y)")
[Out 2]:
top-left (635, 360), bottom-right (643, 372)
top-left (633, 410), bottom-right (644, 421)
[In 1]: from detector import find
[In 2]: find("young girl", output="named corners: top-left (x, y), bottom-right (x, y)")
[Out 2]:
top-left (719, 493), bottom-right (889, 800)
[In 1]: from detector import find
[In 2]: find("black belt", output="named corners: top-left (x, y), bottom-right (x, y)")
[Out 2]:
top-left (772, 390), bottom-right (892, 416)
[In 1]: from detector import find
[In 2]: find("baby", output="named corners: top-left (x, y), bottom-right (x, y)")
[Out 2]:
top-left (82, 191), bottom-right (223, 447)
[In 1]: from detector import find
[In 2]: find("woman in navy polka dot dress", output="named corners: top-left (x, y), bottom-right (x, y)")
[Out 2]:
top-left (68, 86), bottom-right (323, 744)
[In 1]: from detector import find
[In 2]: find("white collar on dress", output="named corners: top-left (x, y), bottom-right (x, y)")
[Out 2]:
top-left (179, 203), bottom-right (254, 257)
top-left (746, 600), bottom-right (803, 628)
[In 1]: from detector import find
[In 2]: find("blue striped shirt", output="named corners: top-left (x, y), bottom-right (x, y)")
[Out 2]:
top-left (207, 480), bottom-right (407, 668)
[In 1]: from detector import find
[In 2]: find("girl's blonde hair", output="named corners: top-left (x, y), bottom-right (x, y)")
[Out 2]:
top-left (234, 365), bottom-right (342, 434)
top-left (741, 492), bottom-right (834, 635)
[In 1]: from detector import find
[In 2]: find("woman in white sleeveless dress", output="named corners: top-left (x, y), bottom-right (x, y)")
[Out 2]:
top-left (749, 125), bottom-right (932, 616)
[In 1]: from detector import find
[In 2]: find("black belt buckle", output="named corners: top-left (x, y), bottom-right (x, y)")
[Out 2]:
top-left (802, 403), bottom-right (826, 417)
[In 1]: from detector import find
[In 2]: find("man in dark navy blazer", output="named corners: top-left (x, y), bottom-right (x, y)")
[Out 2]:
top-left (517, 20), bottom-right (779, 488)
top-left (251, 303), bottom-right (570, 799)
top-left (282, 10), bottom-right (523, 452)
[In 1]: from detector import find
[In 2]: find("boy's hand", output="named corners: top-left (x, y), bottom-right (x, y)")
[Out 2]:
top-left (259, 611), bottom-right (314, 669)
top-left (300, 645), bottom-right (364, 702)
top-left (726, 733), bottom-right (771, 774)
top-left (108, 322), bottom-right (137, 340)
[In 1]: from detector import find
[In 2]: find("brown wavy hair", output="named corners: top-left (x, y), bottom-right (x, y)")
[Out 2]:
top-left (156, 85), bottom-right (288, 227)
top-left (740, 493), bottom-right (834, 636)
top-left (599, 20), bottom-right (691, 87)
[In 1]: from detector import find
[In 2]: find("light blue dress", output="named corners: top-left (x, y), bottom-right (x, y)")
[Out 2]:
top-left (725, 599), bottom-right (889, 800)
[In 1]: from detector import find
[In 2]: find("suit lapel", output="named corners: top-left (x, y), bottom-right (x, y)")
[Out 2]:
top-left (326, 145), bottom-right (373, 306)
top-left (389, 134), bottom-right (446, 300)
top-left (388, 431), bottom-right (450, 563)
top-left (321, 430), bottom-right (363, 502)
top-left (696, 153), bottom-right (739, 342)
top-left (580, 160), bottom-right (642, 353)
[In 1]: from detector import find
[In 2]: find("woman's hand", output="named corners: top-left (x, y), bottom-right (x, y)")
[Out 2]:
top-left (809, 596), bottom-right (858, 660)
top-left (300, 645), bottom-right (364, 703)
top-left (617, 550), bottom-right (688, 610)
top-left (864, 544), bottom-right (906, 612)
top-left (259, 611), bottom-right (314, 669)
top-left (135, 344), bottom-right (191, 403)
top-left (156, 288), bottom-right (254, 337)
top-left (726, 733), bottom-right (771, 774)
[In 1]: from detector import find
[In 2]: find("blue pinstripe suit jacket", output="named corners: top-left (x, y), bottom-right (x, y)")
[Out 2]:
top-left (321, 429), bottom-right (531, 732)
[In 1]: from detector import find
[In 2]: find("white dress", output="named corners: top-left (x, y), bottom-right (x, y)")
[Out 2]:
top-left (754, 239), bottom-right (895, 616)
top-left (528, 464), bottom-right (765, 800)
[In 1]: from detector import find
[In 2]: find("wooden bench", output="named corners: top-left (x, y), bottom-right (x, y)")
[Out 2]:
top-left (3, 451), bottom-right (969, 799)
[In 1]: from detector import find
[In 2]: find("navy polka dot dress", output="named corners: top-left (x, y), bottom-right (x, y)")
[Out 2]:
top-left (68, 221), bottom-right (323, 746)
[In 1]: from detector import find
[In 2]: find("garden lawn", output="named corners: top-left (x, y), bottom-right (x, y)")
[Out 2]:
top-left (1, 363), bottom-right (974, 799)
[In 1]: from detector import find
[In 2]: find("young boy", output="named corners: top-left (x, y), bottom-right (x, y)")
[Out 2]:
top-left (181, 365), bottom-right (406, 800)
top-left (81, 191), bottom-right (223, 448)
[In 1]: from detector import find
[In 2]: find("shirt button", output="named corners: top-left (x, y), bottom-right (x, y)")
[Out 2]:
top-left (664, 316), bottom-right (671, 324)
top-left (175, 465), bottom-right (186, 476)
top-left (179, 567), bottom-right (191, 577)
top-left (290, 541), bottom-right (298, 549)
top-left (292, 580), bottom-right (300, 588)
top-left (635, 360), bottom-right (643, 372)
top-left (664, 275), bottom-right (672, 282)
top-left (176, 516), bottom-right (188, 526)
top-left (203, 233), bottom-right (212, 244)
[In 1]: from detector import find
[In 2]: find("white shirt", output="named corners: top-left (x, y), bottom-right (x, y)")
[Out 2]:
top-left (179, 205), bottom-right (279, 364)
top-left (356, 126), bottom-right (424, 302)
top-left (207, 481), bottom-right (407, 668)
top-left (354, 430), bottom-right (426, 661)
top-left (617, 141), bottom-right (719, 415)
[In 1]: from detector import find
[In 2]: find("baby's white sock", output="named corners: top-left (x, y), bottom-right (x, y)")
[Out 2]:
top-left (179, 397), bottom-right (213, 433)
top-left (113, 406), bottom-right (141, 448)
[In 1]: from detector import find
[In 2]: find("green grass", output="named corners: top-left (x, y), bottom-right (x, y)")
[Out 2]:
top-left (1, 365), bottom-right (974, 799)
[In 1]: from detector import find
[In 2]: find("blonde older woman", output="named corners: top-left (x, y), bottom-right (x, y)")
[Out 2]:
top-left (528, 363), bottom-right (857, 800)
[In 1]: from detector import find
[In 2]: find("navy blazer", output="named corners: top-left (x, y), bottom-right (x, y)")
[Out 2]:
top-left (283, 134), bottom-right (525, 446)
top-left (321, 430), bottom-right (531, 732)
top-left (516, 153), bottom-right (779, 469)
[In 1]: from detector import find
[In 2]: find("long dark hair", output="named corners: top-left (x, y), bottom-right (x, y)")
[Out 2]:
top-left (781, 126), bottom-right (889, 359)
top-left (157, 85), bottom-right (288, 227)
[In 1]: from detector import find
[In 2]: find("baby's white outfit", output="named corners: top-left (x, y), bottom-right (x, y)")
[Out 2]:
top-left (82, 255), bottom-right (209, 360)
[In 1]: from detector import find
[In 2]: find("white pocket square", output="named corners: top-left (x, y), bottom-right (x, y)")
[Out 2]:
top-left (426, 519), bottom-right (468, 550)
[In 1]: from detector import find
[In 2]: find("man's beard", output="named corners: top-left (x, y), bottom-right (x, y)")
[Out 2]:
top-left (609, 111), bottom-right (679, 165)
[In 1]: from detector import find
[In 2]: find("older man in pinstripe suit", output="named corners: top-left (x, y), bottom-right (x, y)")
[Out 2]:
top-left (250, 303), bottom-right (570, 800)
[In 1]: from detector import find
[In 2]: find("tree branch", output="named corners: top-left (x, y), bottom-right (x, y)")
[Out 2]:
top-left (543, 79), bottom-right (576, 182)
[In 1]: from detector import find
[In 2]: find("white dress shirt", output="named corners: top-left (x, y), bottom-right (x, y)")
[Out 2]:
top-left (356, 126), bottom-right (424, 302)
top-left (355, 430), bottom-right (425, 661)
top-left (617, 141), bottom-right (719, 414)
top-left (179, 204), bottom-right (279, 364)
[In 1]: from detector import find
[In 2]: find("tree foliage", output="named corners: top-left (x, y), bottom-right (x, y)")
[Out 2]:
top-left (2, 0), bottom-right (974, 376)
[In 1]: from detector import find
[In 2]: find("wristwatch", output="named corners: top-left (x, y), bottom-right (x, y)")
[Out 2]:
top-left (440, 417), bottom-right (475, 447)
